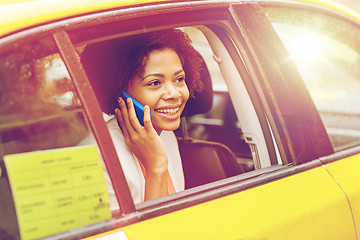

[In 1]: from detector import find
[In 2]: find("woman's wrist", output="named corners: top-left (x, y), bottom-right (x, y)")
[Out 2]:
top-left (144, 161), bottom-right (168, 201)
top-left (144, 157), bottom-right (168, 176)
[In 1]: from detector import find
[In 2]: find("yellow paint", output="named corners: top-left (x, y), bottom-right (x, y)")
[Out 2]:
top-left (4, 145), bottom-right (111, 240)
top-left (85, 166), bottom-right (356, 240)
top-left (0, 0), bottom-right (162, 37)
top-left (0, 0), bottom-right (359, 38)
top-left (325, 154), bottom-right (360, 238)
top-left (296, 0), bottom-right (360, 22)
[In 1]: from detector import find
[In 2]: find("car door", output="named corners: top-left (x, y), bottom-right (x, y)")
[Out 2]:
top-left (77, 1), bottom-right (355, 239)
top-left (0, 1), bottom-right (357, 240)
top-left (263, 1), bottom-right (360, 237)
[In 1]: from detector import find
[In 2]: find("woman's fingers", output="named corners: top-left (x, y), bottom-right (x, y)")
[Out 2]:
top-left (115, 107), bottom-right (130, 139)
top-left (125, 98), bottom-right (142, 130)
top-left (117, 97), bottom-right (136, 135)
top-left (143, 105), bottom-right (153, 132)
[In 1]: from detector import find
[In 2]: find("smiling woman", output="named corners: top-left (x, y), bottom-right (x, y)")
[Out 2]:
top-left (80, 29), bottom-right (203, 206)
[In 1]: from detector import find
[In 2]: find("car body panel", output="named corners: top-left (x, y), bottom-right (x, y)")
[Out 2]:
top-left (0, 0), bottom-right (163, 37)
top-left (324, 153), bottom-right (360, 236)
top-left (0, 0), bottom-right (359, 37)
top-left (295, 0), bottom-right (360, 21)
top-left (85, 164), bottom-right (355, 240)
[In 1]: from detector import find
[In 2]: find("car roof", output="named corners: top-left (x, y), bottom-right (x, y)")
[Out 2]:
top-left (0, 0), bottom-right (166, 37)
top-left (0, 0), bottom-right (359, 38)
top-left (295, 0), bottom-right (360, 20)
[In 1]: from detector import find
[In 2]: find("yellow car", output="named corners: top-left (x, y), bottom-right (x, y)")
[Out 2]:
top-left (1, 0), bottom-right (360, 239)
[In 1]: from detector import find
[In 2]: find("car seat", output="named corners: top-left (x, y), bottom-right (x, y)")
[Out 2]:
top-left (178, 54), bottom-right (246, 189)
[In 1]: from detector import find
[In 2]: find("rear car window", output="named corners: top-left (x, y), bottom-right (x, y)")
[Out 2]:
top-left (0, 37), bottom-right (111, 240)
top-left (265, 7), bottom-right (360, 152)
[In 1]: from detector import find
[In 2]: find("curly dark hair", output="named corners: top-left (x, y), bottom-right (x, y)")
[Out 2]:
top-left (81, 29), bottom-right (204, 115)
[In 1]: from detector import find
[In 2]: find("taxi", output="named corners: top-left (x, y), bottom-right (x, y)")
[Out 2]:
top-left (1, 0), bottom-right (360, 239)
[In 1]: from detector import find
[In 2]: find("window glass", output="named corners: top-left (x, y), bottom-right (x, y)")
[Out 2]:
top-left (0, 37), bottom-right (111, 240)
top-left (265, 7), bottom-right (360, 152)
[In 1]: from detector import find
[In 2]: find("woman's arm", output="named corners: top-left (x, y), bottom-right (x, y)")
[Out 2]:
top-left (115, 97), bottom-right (168, 201)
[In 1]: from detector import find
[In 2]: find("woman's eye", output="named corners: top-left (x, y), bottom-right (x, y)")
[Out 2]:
top-left (148, 80), bottom-right (161, 86)
top-left (175, 76), bottom-right (185, 83)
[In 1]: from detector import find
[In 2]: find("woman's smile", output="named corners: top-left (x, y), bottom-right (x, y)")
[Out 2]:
top-left (155, 107), bottom-right (180, 115)
top-left (154, 104), bottom-right (182, 121)
top-left (155, 103), bottom-right (181, 115)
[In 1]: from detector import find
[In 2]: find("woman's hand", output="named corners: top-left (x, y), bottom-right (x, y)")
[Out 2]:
top-left (115, 97), bottom-right (168, 200)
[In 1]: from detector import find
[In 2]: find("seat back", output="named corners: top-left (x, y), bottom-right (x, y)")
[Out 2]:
top-left (178, 53), bottom-right (245, 189)
top-left (178, 139), bottom-right (247, 189)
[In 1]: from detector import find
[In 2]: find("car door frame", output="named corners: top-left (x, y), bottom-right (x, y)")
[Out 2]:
top-left (228, 2), bottom-right (334, 164)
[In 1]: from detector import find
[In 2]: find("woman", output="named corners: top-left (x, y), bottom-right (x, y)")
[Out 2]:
top-left (81, 29), bottom-right (203, 206)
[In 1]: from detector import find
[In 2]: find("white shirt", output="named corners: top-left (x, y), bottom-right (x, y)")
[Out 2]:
top-left (80, 118), bottom-right (185, 210)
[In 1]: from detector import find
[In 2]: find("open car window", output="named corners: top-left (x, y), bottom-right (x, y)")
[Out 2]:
top-left (77, 21), bottom-right (281, 209)
top-left (181, 27), bottom-right (254, 171)
top-left (77, 26), bottom-right (262, 198)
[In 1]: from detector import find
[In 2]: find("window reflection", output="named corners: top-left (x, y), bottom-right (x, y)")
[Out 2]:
top-left (0, 37), bottom-right (91, 240)
top-left (266, 7), bottom-right (360, 151)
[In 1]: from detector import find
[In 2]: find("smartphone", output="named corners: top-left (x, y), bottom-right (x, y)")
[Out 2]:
top-left (122, 91), bottom-right (150, 126)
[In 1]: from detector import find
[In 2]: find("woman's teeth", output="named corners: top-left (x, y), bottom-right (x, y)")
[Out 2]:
top-left (155, 107), bottom-right (179, 115)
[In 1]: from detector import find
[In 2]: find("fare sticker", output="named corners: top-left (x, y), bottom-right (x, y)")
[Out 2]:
top-left (4, 145), bottom-right (112, 240)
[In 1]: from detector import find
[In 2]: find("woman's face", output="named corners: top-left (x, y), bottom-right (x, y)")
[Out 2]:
top-left (126, 48), bottom-right (189, 134)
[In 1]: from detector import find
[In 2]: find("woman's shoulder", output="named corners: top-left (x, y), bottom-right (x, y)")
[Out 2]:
top-left (106, 117), bottom-right (119, 129)
top-left (106, 117), bottom-right (126, 140)
top-left (106, 117), bottom-right (144, 203)
top-left (106, 117), bottom-right (141, 174)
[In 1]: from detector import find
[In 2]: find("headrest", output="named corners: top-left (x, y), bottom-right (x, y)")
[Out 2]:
top-left (182, 57), bottom-right (213, 117)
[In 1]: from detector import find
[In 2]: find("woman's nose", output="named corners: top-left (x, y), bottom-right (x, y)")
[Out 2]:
top-left (163, 83), bottom-right (181, 99)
